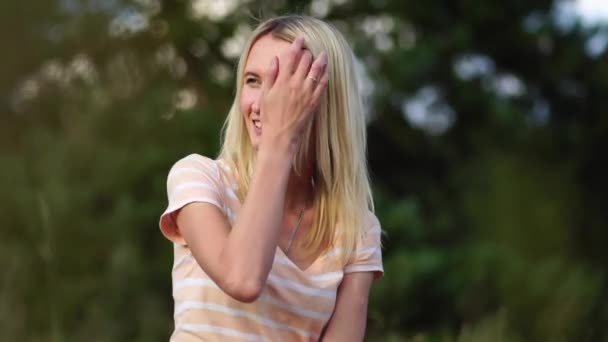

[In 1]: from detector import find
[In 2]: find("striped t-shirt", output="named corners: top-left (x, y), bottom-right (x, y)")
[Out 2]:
top-left (159, 154), bottom-right (383, 341)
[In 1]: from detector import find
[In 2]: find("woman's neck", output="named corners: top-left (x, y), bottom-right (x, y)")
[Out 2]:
top-left (284, 166), bottom-right (315, 213)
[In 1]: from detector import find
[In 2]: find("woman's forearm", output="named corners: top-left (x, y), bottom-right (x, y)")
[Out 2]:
top-left (220, 143), bottom-right (293, 297)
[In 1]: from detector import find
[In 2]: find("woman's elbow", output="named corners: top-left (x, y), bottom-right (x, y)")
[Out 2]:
top-left (221, 276), bottom-right (264, 303)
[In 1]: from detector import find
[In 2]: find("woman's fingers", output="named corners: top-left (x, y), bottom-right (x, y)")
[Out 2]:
top-left (279, 37), bottom-right (305, 81)
top-left (304, 52), bottom-right (327, 89)
top-left (294, 50), bottom-right (313, 81)
top-left (262, 56), bottom-right (279, 92)
top-left (262, 37), bottom-right (328, 133)
top-left (311, 63), bottom-right (329, 105)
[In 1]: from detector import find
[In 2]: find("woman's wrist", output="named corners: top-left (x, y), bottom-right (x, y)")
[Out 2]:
top-left (259, 130), bottom-right (298, 157)
top-left (257, 142), bottom-right (295, 171)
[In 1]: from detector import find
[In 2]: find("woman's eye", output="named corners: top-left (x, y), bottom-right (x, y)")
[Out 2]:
top-left (245, 77), bottom-right (259, 85)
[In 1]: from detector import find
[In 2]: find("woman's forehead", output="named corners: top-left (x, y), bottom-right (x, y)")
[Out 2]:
top-left (244, 34), bottom-right (292, 72)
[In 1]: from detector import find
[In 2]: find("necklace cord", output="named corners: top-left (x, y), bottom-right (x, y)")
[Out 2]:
top-left (285, 207), bottom-right (305, 253)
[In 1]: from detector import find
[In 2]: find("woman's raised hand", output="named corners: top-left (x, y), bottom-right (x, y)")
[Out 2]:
top-left (259, 37), bottom-right (329, 153)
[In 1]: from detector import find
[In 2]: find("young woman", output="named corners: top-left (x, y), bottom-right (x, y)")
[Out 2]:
top-left (160, 15), bottom-right (383, 341)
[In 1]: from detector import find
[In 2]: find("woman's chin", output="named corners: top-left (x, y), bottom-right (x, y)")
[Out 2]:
top-left (250, 139), bottom-right (260, 151)
top-left (247, 128), bottom-right (262, 149)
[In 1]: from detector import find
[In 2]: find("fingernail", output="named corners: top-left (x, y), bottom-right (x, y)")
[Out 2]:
top-left (321, 52), bottom-right (328, 66)
top-left (270, 56), bottom-right (277, 67)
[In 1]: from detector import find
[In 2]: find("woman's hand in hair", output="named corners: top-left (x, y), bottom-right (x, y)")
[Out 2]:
top-left (259, 36), bottom-right (329, 153)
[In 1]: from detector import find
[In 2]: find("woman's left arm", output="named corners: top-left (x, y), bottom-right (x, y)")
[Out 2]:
top-left (321, 271), bottom-right (376, 342)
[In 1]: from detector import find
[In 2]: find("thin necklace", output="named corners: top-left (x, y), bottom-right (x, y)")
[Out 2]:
top-left (285, 207), bottom-right (305, 253)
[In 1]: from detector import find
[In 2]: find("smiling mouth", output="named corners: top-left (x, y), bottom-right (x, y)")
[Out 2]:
top-left (252, 117), bottom-right (262, 132)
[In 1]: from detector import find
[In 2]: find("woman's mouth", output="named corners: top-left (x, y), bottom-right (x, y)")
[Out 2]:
top-left (252, 119), bottom-right (262, 136)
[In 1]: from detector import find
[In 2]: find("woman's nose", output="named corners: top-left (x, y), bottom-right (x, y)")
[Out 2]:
top-left (251, 97), bottom-right (261, 115)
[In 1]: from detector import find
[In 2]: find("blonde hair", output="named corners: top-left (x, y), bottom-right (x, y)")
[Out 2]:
top-left (218, 15), bottom-right (374, 261)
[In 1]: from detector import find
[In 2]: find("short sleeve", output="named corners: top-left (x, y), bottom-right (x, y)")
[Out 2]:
top-left (159, 154), bottom-right (224, 245)
top-left (344, 213), bottom-right (384, 279)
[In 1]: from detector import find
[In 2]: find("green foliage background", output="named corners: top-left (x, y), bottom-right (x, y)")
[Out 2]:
top-left (2, 0), bottom-right (607, 341)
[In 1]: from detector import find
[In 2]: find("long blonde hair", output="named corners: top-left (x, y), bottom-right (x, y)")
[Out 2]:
top-left (218, 15), bottom-right (374, 261)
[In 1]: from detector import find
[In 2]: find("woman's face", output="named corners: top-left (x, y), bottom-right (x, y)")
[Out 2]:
top-left (240, 34), bottom-right (292, 149)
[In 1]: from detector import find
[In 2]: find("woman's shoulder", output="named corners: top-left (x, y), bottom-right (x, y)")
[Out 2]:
top-left (168, 153), bottom-right (238, 186)
top-left (169, 153), bottom-right (222, 173)
top-left (365, 209), bottom-right (380, 226)
top-left (164, 153), bottom-right (219, 183)
top-left (171, 153), bottom-right (216, 168)
top-left (361, 209), bottom-right (382, 238)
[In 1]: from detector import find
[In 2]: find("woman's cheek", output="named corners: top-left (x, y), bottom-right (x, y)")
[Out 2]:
top-left (240, 91), bottom-right (254, 117)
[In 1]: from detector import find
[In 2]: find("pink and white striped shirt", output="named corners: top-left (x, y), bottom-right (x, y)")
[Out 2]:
top-left (160, 154), bottom-right (383, 341)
